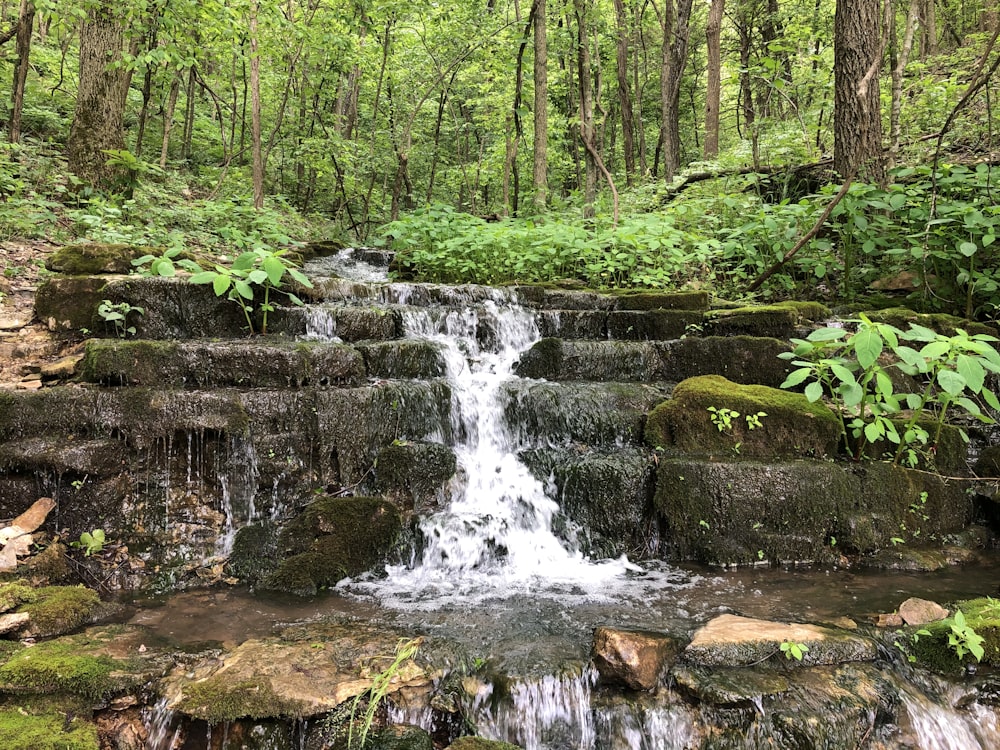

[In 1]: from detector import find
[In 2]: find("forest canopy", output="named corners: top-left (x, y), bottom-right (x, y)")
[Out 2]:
top-left (0, 0), bottom-right (998, 316)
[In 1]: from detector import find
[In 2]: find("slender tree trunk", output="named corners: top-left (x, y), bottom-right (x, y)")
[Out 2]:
top-left (182, 67), bottom-right (197, 161)
top-left (66, 0), bottom-right (128, 189)
top-left (634, 1), bottom-right (649, 175)
top-left (575, 0), bottom-right (597, 217)
top-left (703, 0), bottom-right (725, 158)
top-left (159, 76), bottom-right (180, 168)
top-left (250, 0), bottom-right (264, 208)
top-left (660, 0), bottom-right (694, 181)
top-left (9, 0), bottom-right (33, 144)
top-left (919, 0), bottom-right (936, 56)
top-left (889, 0), bottom-right (920, 168)
top-left (533, 0), bottom-right (549, 209)
top-left (834, 0), bottom-right (886, 183)
top-left (613, 0), bottom-right (636, 183)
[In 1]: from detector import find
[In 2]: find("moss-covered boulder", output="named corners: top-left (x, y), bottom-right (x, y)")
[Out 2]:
top-left (0, 625), bottom-right (169, 703)
top-left (0, 709), bottom-right (99, 750)
top-left (227, 523), bottom-right (281, 586)
top-left (644, 375), bottom-right (842, 459)
top-left (703, 306), bottom-right (799, 338)
top-left (665, 336), bottom-right (792, 387)
top-left (612, 290), bottom-right (710, 311)
top-left (358, 340), bottom-right (447, 379)
top-left (447, 738), bottom-right (523, 750)
top-left (606, 310), bottom-right (703, 341)
top-left (514, 339), bottom-right (668, 382)
top-left (375, 441), bottom-right (456, 513)
top-left (262, 496), bottom-right (402, 596)
top-left (908, 597), bottom-right (1000, 673)
top-left (45, 243), bottom-right (137, 275)
top-left (863, 307), bottom-right (998, 337)
top-left (976, 446), bottom-right (1000, 477)
top-left (13, 585), bottom-right (106, 638)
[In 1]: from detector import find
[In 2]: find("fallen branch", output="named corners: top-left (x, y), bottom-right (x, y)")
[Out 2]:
top-left (746, 176), bottom-right (854, 294)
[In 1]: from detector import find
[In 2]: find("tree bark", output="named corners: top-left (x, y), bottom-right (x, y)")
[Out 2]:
top-left (250, 0), bottom-right (264, 209)
top-left (703, 0), bottom-right (725, 158)
top-left (575, 0), bottom-right (597, 217)
top-left (833, 0), bottom-right (886, 183)
top-left (889, 0), bottom-right (920, 168)
top-left (67, 0), bottom-right (128, 189)
top-left (660, 0), bottom-right (694, 181)
top-left (9, 0), bottom-right (33, 144)
top-left (533, 0), bottom-right (549, 209)
top-left (613, 0), bottom-right (636, 182)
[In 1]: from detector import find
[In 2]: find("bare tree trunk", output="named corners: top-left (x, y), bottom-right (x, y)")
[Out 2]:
top-left (159, 76), bottom-right (180, 168)
top-left (834, 0), bottom-right (886, 183)
top-left (660, 0), bottom-right (694, 181)
top-left (250, 0), bottom-right (264, 208)
top-left (182, 66), bottom-right (197, 161)
top-left (66, 0), bottom-right (128, 189)
top-left (889, 0), bottom-right (920, 168)
top-left (613, 0), bottom-right (636, 183)
top-left (9, 0), bottom-right (33, 144)
top-left (919, 0), bottom-right (936, 56)
top-left (703, 0), bottom-right (725, 158)
top-left (533, 0), bottom-right (549, 209)
top-left (575, 0), bottom-right (597, 217)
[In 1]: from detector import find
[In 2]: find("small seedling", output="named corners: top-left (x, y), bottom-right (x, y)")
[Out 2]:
top-left (780, 640), bottom-right (809, 661)
top-left (70, 529), bottom-right (106, 556)
top-left (98, 299), bottom-right (144, 338)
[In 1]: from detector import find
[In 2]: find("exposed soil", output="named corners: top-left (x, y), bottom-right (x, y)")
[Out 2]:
top-left (0, 240), bottom-right (81, 390)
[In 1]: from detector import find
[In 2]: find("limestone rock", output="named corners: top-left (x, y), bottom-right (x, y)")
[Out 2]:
top-left (0, 497), bottom-right (56, 571)
top-left (898, 597), bottom-right (948, 626)
top-left (672, 664), bottom-right (789, 705)
top-left (591, 627), bottom-right (681, 691)
top-left (0, 611), bottom-right (29, 634)
top-left (684, 614), bottom-right (878, 667)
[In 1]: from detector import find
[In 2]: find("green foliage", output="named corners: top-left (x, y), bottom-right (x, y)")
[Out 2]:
top-left (947, 610), bottom-right (985, 663)
top-left (97, 300), bottom-right (143, 338)
top-left (779, 315), bottom-right (1000, 464)
top-left (69, 530), bottom-right (106, 557)
top-left (188, 248), bottom-right (313, 334)
top-left (349, 637), bottom-right (422, 749)
top-left (779, 640), bottom-right (809, 661)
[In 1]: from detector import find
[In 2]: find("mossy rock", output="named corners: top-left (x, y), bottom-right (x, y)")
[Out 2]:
top-left (862, 307), bottom-right (998, 337)
top-left (0, 626), bottom-right (161, 701)
top-left (703, 306), bottom-right (801, 338)
top-left (34, 276), bottom-right (110, 333)
top-left (375, 441), bottom-right (456, 512)
top-left (358, 341), bottom-right (447, 379)
top-left (654, 458), bottom-right (856, 565)
top-left (606, 310), bottom-right (703, 341)
top-left (612, 290), bottom-right (710, 312)
top-left (0, 544), bottom-right (72, 586)
top-left (262, 496), bottom-right (402, 596)
top-left (908, 597), bottom-right (1000, 672)
top-left (0, 582), bottom-right (36, 613)
top-left (976, 446), bottom-right (1000, 477)
top-left (15, 585), bottom-right (104, 638)
top-left (227, 523), bottom-right (281, 587)
top-left (644, 375), bottom-right (842, 460)
top-left (176, 677), bottom-right (309, 723)
top-left (0, 709), bottom-right (99, 750)
top-left (45, 243), bottom-right (137, 275)
top-left (447, 738), bottom-right (523, 750)
top-left (666, 336), bottom-right (792, 388)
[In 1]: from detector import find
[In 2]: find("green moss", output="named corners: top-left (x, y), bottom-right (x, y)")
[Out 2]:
top-left (0, 583), bottom-right (37, 613)
top-left (17, 586), bottom-right (103, 638)
top-left (177, 677), bottom-right (307, 722)
top-left (33, 276), bottom-right (109, 333)
top-left (863, 308), bottom-right (997, 337)
top-left (645, 375), bottom-right (842, 459)
top-left (447, 738), bottom-right (523, 750)
top-left (0, 709), bottom-right (99, 750)
top-left (0, 641), bottom-right (119, 700)
top-left (612, 290), bottom-right (710, 311)
top-left (667, 336), bottom-right (793, 388)
top-left (45, 243), bottom-right (137, 275)
top-left (375, 441), bottom-right (456, 511)
top-left (909, 598), bottom-right (1000, 672)
top-left (227, 523), bottom-right (280, 586)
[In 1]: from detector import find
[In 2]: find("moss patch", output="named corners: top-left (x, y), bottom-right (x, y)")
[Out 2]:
top-left (176, 677), bottom-right (308, 723)
top-left (16, 585), bottom-right (104, 638)
top-left (0, 583), bottom-right (37, 613)
top-left (612, 290), bottom-right (711, 311)
top-left (863, 308), bottom-right (997, 337)
top-left (33, 276), bottom-right (110, 333)
top-left (908, 597), bottom-right (1000, 673)
top-left (0, 709), bottom-right (99, 750)
top-left (447, 738), bottom-right (523, 750)
top-left (645, 375), bottom-right (842, 460)
top-left (45, 243), bottom-right (137, 275)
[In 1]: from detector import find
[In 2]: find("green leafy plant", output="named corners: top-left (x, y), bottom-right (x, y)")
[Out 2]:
top-left (779, 640), bottom-right (809, 661)
top-left (132, 246), bottom-right (201, 278)
top-left (947, 609), bottom-right (985, 662)
top-left (349, 637), bottom-right (422, 748)
top-left (97, 299), bottom-right (144, 338)
top-left (188, 248), bottom-right (313, 334)
top-left (70, 529), bottom-right (106, 557)
top-left (707, 406), bottom-right (739, 432)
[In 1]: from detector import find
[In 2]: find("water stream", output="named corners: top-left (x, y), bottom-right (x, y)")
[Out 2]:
top-left (132, 249), bottom-right (1000, 749)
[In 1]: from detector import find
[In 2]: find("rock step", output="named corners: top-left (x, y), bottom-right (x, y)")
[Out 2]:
top-left (514, 336), bottom-right (792, 387)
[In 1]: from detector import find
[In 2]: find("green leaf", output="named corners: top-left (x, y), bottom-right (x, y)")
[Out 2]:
top-left (248, 269), bottom-right (269, 285)
top-left (804, 381), bottom-right (824, 402)
top-left (232, 252), bottom-right (258, 271)
top-left (213, 275), bottom-right (231, 296)
top-left (263, 255), bottom-right (286, 285)
top-left (937, 369), bottom-right (967, 396)
top-left (853, 327), bottom-right (883, 370)
top-left (780, 368), bottom-right (812, 388)
top-left (189, 271), bottom-right (217, 285)
top-left (234, 280), bottom-right (254, 300)
top-left (959, 241), bottom-right (978, 257)
top-left (864, 421), bottom-right (883, 443)
top-left (807, 327), bottom-right (848, 342)
top-left (288, 268), bottom-right (313, 287)
top-left (956, 354), bottom-right (986, 393)
top-left (982, 388), bottom-right (1000, 411)
top-left (840, 381), bottom-right (865, 408)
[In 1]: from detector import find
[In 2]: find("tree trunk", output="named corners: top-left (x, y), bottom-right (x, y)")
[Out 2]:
top-left (834, 0), bottom-right (886, 183)
top-left (159, 76), bottom-right (180, 169)
top-left (660, 0), bottom-right (694, 181)
top-left (67, 0), bottom-right (128, 189)
top-left (613, 0), bottom-right (636, 183)
top-left (919, 0), bottom-right (936, 56)
top-left (533, 0), bottom-right (549, 209)
top-left (9, 0), bottom-right (33, 144)
top-left (575, 0), bottom-right (597, 217)
top-left (703, 0), bottom-right (725, 158)
top-left (889, 0), bottom-right (920, 168)
top-left (250, 0), bottom-right (264, 209)
top-left (182, 67), bottom-right (197, 161)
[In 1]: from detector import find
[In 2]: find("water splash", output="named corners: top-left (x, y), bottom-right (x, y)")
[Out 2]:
top-left (901, 679), bottom-right (1000, 750)
top-left (144, 697), bottom-right (181, 750)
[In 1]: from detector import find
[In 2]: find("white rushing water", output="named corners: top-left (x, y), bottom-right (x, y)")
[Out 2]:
top-left (353, 293), bottom-right (638, 605)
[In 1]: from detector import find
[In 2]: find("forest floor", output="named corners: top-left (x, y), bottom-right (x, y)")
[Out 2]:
top-left (0, 240), bottom-right (79, 390)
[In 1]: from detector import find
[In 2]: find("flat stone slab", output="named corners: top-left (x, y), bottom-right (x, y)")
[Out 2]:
top-left (684, 614), bottom-right (878, 667)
